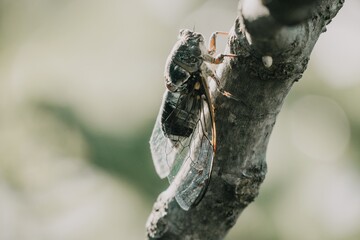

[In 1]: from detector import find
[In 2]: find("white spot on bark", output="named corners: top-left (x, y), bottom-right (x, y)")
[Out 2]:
top-left (242, 0), bottom-right (270, 21)
top-left (262, 55), bottom-right (273, 68)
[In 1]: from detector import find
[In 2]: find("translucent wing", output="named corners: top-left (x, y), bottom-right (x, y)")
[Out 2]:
top-left (150, 76), bottom-right (215, 210)
top-left (150, 89), bottom-right (195, 180)
top-left (149, 91), bottom-right (177, 179)
top-left (170, 98), bottom-right (214, 210)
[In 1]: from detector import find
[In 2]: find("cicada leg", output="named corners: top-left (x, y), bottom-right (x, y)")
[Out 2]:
top-left (208, 31), bottom-right (229, 55)
top-left (204, 31), bottom-right (237, 64)
top-left (202, 31), bottom-right (240, 100)
top-left (201, 63), bottom-right (239, 101)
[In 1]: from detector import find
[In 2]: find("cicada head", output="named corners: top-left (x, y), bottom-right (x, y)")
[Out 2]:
top-left (178, 29), bottom-right (207, 57)
top-left (164, 29), bottom-right (207, 92)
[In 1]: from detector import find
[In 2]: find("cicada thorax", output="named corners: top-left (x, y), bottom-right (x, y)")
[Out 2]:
top-left (161, 71), bottom-right (205, 144)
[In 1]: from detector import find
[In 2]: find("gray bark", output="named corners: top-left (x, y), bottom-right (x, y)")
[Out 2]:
top-left (146, 0), bottom-right (344, 239)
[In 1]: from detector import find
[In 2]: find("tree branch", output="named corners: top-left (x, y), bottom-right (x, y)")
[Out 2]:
top-left (146, 0), bottom-right (344, 239)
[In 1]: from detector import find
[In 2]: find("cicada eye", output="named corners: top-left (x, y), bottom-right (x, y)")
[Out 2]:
top-left (199, 36), bottom-right (204, 43)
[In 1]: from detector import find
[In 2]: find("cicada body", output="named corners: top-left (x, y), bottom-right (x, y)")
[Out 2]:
top-left (150, 29), bottom-right (233, 210)
top-left (161, 74), bottom-right (202, 140)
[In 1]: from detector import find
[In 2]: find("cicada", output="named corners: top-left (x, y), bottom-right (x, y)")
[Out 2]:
top-left (150, 29), bottom-right (235, 210)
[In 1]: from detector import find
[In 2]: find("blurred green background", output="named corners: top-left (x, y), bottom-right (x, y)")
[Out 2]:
top-left (0, 0), bottom-right (359, 239)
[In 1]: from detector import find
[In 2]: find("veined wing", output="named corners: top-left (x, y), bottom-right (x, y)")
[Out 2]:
top-left (171, 99), bottom-right (215, 210)
top-left (168, 76), bottom-right (215, 210)
top-left (150, 76), bottom-right (215, 210)
top-left (150, 91), bottom-right (177, 179)
top-left (150, 90), bottom-right (192, 179)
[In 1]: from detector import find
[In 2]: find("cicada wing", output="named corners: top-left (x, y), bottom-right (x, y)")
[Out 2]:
top-left (150, 90), bottom-right (196, 180)
top-left (168, 99), bottom-right (215, 210)
top-left (150, 93), bottom-right (176, 179)
top-left (151, 76), bottom-right (215, 210)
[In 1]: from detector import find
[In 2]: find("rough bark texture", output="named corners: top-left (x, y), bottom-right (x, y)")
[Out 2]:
top-left (146, 0), bottom-right (344, 239)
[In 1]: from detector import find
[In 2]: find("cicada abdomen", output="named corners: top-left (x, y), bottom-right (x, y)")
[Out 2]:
top-left (161, 71), bottom-right (204, 142)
